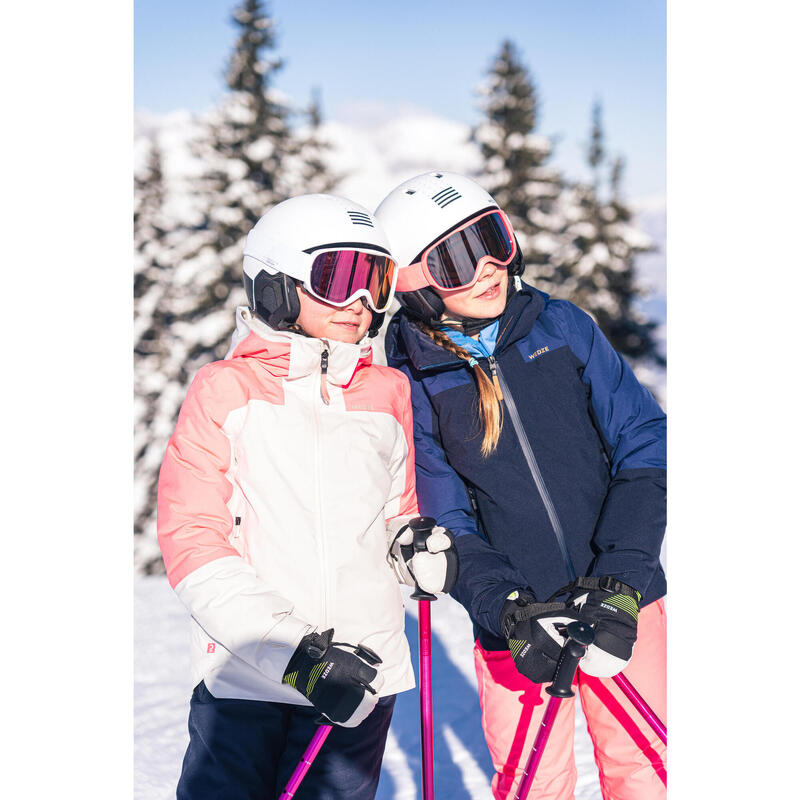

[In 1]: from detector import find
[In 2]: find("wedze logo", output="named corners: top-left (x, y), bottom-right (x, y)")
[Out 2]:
top-left (528, 346), bottom-right (550, 360)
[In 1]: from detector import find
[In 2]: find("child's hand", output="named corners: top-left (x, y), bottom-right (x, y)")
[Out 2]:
top-left (500, 590), bottom-right (581, 684)
top-left (282, 628), bottom-right (384, 727)
top-left (567, 576), bottom-right (640, 678)
top-left (388, 517), bottom-right (458, 594)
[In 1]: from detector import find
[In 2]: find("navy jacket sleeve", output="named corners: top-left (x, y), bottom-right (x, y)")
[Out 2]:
top-left (559, 303), bottom-right (667, 596)
top-left (396, 361), bottom-right (529, 637)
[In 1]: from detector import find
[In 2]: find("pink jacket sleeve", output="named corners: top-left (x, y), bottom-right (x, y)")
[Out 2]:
top-left (383, 372), bottom-right (419, 523)
top-left (157, 366), bottom-right (311, 681)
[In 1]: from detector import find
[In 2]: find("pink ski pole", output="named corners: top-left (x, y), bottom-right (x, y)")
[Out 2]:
top-left (278, 723), bottom-right (333, 800)
top-left (515, 621), bottom-right (594, 800)
top-left (612, 673), bottom-right (667, 745)
top-left (409, 517), bottom-right (438, 800)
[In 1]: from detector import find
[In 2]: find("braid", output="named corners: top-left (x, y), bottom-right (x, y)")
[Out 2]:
top-left (414, 320), bottom-right (503, 457)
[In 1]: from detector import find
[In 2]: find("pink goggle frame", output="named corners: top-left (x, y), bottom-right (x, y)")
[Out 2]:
top-left (397, 209), bottom-right (517, 293)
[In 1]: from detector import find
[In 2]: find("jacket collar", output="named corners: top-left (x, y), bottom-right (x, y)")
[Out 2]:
top-left (226, 307), bottom-right (372, 386)
top-left (386, 282), bottom-right (548, 372)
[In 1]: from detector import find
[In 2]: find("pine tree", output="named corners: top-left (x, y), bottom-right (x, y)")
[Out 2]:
top-left (133, 1), bottom-right (339, 573)
top-left (181, 0), bottom-right (297, 367)
top-left (473, 40), bottom-right (564, 290)
top-left (550, 102), bottom-right (663, 366)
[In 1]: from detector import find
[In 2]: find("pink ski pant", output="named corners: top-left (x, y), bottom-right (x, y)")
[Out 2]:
top-left (474, 598), bottom-right (666, 800)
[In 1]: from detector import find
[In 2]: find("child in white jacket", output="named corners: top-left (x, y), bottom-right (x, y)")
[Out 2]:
top-left (157, 194), bottom-right (457, 800)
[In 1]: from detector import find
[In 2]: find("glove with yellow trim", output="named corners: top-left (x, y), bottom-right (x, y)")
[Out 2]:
top-left (282, 628), bottom-right (384, 727)
top-left (567, 576), bottom-right (641, 678)
top-left (500, 590), bottom-right (581, 684)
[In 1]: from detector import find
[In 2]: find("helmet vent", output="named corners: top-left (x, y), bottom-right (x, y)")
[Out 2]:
top-left (432, 186), bottom-right (462, 208)
top-left (434, 173), bottom-right (443, 178)
top-left (347, 211), bottom-right (374, 227)
top-left (406, 189), bottom-right (416, 195)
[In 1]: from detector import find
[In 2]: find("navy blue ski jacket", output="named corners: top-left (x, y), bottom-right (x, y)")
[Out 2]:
top-left (385, 283), bottom-right (666, 648)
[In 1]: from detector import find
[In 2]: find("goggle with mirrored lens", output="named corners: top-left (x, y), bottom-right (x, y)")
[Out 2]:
top-left (397, 209), bottom-right (516, 293)
top-left (305, 247), bottom-right (397, 313)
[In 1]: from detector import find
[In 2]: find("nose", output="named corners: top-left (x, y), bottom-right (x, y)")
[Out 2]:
top-left (476, 259), bottom-right (498, 280)
top-left (343, 297), bottom-right (365, 314)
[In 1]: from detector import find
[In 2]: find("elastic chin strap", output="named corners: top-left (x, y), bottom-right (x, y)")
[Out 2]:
top-left (438, 276), bottom-right (519, 336)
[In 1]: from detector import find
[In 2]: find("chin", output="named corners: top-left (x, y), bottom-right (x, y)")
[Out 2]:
top-left (469, 296), bottom-right (506, 319)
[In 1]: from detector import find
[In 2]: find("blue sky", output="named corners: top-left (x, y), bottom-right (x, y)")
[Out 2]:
top-left (135, 0), bottom-right (665, 198)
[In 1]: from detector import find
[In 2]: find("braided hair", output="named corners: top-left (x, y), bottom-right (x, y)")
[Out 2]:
top-left (413, 319), bottom-right (503, 457)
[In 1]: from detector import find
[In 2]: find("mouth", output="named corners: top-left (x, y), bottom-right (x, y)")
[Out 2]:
top-left (332, 320), bottom-right (361, 331)
top-left (475, 282), bottom-right (501, 301)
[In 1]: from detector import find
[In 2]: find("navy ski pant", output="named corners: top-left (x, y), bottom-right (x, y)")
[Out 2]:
top-left (176, 681), bottom-right (396, 800)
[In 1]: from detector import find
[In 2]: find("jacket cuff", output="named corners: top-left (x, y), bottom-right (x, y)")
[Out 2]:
top-left (589, 553), bottom-right (651, 597)
top-left (255, 613), bottom-right (314, 679)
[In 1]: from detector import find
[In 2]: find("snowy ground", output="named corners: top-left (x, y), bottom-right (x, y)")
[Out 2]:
top-left (135, 577), bottom-right (602, 799)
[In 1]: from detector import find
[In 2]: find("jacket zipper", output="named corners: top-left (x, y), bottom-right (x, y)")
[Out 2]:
top-left (313, 344), bottom-right (330, 627)
top-left (487, 354), bottom-right (577, 582)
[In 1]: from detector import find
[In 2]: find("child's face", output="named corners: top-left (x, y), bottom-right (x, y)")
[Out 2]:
top-left (296, 287), bottom-right (372, 344)
top-left (438, 261), bottom-right (509, 321)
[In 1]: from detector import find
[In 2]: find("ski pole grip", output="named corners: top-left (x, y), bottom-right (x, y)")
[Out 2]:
top-left (408, 516), bottom-right (437, 601)
top-left (546, 621), bottom-right (594, 699)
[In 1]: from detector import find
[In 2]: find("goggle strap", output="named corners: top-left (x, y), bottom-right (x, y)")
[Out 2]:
top-left (396, 261), bottom-right (429, 292)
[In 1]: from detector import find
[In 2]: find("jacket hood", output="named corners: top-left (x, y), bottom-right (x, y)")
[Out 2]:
top-left (386, 282), bottom-right (548, 373)
top-left (226, 306), bottom-right (373, 386)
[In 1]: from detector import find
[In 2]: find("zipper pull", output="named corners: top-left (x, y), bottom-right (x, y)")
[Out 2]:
top-left (320, 348), bottom-right (331, 405)
top-left (487, 355), bottom-right (504, 402)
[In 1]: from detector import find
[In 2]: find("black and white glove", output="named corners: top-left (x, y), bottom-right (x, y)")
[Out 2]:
top-left (500, 590), bottom-right (581, 684)
top-left (567, 576), bottom-right (641, 678)
top-left (387, 516), bottom-right (458, 594)
top-left (282, 628), bottom-right (384, 727)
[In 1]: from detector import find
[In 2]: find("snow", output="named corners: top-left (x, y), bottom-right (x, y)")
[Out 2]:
top-left (135, 577), bottom-right (602, 799)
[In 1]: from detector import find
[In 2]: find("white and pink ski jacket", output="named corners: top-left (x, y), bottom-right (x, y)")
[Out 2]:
top-left (157, 307), bottom-right (417, 704)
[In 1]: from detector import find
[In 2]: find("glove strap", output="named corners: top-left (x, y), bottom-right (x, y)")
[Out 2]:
top-left (553, 575), bottom-right (640, 601)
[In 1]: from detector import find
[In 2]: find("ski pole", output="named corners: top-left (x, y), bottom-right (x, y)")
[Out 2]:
top-left (278, 723), bottom-right (333, 800)
top-left (611, 673), bottom-right (667, 745)
top-left (409, 516), bottom-right (438, 800)
top-left (515, 621), bottom-right (594, 800)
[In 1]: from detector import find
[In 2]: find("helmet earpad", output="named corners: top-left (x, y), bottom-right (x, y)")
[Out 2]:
top-left (368, 311), bottom-right (385, 338)
top-left (509, 236), bottom-right (525, 277)
top-left (248, 270), bottom-right (301, 329)
top-left (396, 287), bottom-right (445, 324)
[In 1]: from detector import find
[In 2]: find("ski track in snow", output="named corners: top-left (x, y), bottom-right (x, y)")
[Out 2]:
top-left (135, 578), bottom-right (602, 799)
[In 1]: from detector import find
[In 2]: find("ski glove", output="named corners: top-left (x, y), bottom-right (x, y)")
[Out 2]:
top-left (387, 516), bottom-right (458, 594)
top-left (568, 576), bottom-right (641, 678)
top-left (282, 628), bottom-right (384, 727)
top-left (500, 590), bottom-right (581, 684)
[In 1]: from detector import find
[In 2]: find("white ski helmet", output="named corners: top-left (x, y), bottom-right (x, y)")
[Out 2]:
top-left (243, 194), bottom-right (397, 337)
top-left (374, 171), bottom-right (524, 322)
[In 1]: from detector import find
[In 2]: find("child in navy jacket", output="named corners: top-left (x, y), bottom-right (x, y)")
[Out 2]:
top-left (376, 171), bottom-right (666, 800)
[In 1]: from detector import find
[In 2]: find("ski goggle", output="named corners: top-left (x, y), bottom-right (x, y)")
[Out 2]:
top-left (304, 247), bottom-right (397, 313)
top-left (397, 209), bottom-right (516, 293)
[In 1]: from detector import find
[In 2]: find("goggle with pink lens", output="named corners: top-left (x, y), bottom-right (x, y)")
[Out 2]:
top-left (305, 245), bottom-right (397, 313)
top-left (397, 209), bottom-right (516, 293)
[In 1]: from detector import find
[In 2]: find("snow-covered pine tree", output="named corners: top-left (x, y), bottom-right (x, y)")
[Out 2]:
top-left (134, 0), bottom-right (338, 572)
top-left (549, 101), bottom-right (663, 366)
top-left (472, 40), bottom-right (564, 291)
top-left (178, 0), bottom-right (297, 368)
